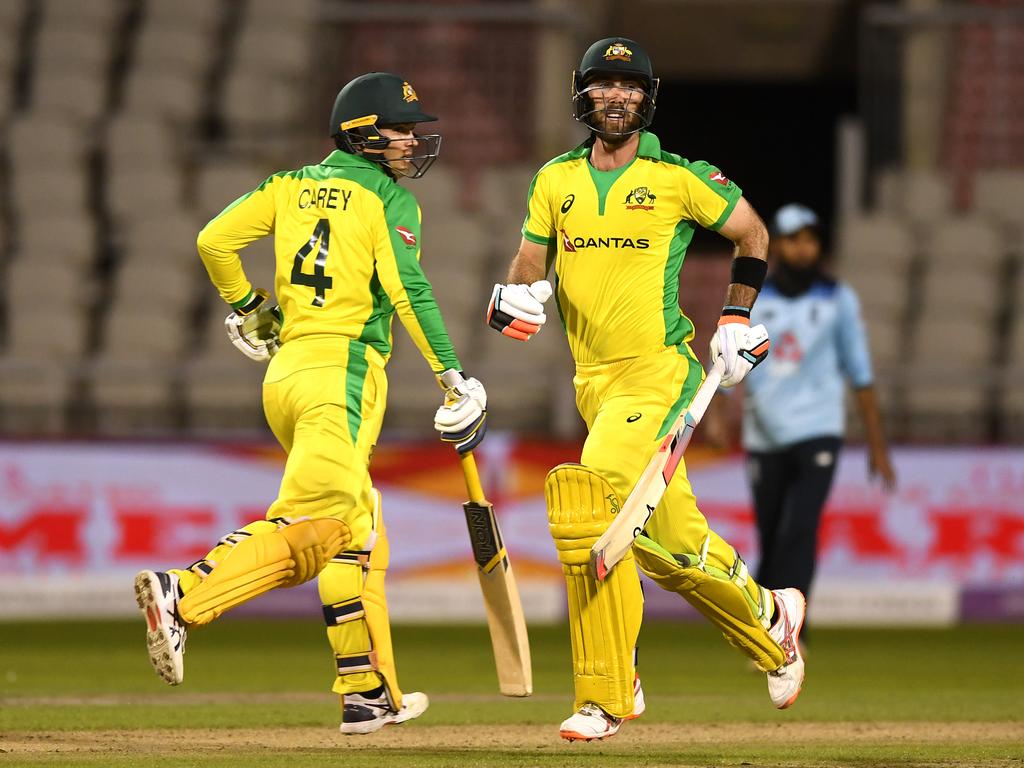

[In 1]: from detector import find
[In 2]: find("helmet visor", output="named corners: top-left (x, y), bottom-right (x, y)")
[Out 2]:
top-left (573, 79), bottom-right (656, 137)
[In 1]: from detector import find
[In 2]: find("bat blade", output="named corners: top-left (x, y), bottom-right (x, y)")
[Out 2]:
top-left (464, 500), bottom-right (533, 696)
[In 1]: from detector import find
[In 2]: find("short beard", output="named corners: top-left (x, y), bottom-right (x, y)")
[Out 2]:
top-left (590, 110), bottom-right (641, 145)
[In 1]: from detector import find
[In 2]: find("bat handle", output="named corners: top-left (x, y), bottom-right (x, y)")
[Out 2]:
top-left (459, 451), bottom-right (487, 504)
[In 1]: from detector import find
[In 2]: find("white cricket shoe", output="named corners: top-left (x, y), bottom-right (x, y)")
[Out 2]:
top-left (560, 703), bottom-right (621, 742)
top-left (623, 674), bottom-right (645, 720)
top-left (340, 687), bottom-right (429, 735)
top-left (134, 570), bottom-right (186, 686)
top-left (766, 587), bottom-right (806, 709)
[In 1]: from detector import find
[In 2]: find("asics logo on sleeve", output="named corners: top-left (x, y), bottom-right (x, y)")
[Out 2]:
top-left (561, 194), bottom-right (575, 213)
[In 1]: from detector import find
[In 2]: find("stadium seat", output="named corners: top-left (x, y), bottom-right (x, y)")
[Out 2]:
top-left (181, 354), bottom-right (267, 432)
top-left (920, 267), bottom-right (1000, 321)
top-left (841, 264), bottom-right (910, 319)
top-left (6, 260), bottom-right (95, 308)
top-left (32, 27), bottom-right (113, 74)
top-left (973, 170), bottom-right (1024, 236)
top-left (836, 214), bottom-right (916, 271)
top-left (117, 212), bottom-right (203, 267)
top-left (31, 70), bottom-right (108, 121)
top-left (220, 73), bottom-right (302, 137)
top-left (39, 0), bottom-right (121, 31)
top-left (132, 19), bottom-right (217, 78)
top-left (194, 161), bottom-right (269, 221)
top-left (122, 67), bottom-right (205, 124)
top-left (874, 167), bottom-right (953, 226)
top-left (144, 0), bottom-right (223, 30)
top-left (4, 306), bottom-right (89, 361)
top-left (110, 258), bottom-right (203, 313)
top-left (232, 26), bottom-right (311, 78)
top-left (246, 0), bottom-right (318, 24)
top-left (924, 215), bottom-right (1006, 268)
top-left (0, 356), bottom-right (74, 434)
top-left (17, 211), bottom-right (96, 266)
top-left (8, 115), bottom-right (86, 169)
top-left (10, 168), bottom-right (89, 221)
top-left (107, 167), bottom-right (182, 222)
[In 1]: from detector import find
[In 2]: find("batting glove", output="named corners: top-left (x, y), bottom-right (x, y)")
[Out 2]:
top-left (225, 288), bottom-right (282, 362)
top-left (487, 280), bottom-right (553, 341)
top-left (434, 369), bottom-right (487, 455)
top-left (710, 320), bottom-right (771, 388)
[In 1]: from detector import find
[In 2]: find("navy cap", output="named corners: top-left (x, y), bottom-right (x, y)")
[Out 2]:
top-left (771, 203), bottom-right (820, 237)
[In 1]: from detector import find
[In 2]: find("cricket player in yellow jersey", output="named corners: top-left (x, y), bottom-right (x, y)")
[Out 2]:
top-left (487, 38), bottom-right (807, 741)
top-left (134, 72), bottom-right (488, 734)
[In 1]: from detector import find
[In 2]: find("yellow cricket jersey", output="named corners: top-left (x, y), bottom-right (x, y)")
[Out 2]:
top-left (522, 131), bottom-right (742, 365)
top-left (196, 150), bottom-right (461, 373)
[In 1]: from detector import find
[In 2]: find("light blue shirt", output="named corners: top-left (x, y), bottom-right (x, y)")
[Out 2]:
top-left (742, 276), bottom-right (874, 451)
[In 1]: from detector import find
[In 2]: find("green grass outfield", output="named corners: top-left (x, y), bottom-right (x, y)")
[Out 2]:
top-left (1, 619), bottom-right (1022, 767)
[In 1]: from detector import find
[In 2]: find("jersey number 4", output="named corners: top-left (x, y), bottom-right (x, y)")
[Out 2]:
top-left (291, 218), bottom-right (333, 307)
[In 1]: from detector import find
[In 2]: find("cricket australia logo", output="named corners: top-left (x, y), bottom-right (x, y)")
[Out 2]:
top-left (402, 81), bottom-right (418, 102)
top-left (624, 186), bottom-right (656, 211)
top-left (604, 42), bottom-right (633, 62)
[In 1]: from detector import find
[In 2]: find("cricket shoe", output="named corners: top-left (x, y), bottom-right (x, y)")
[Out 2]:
top-left (134, 570), bottom-right (187, 686)
top-left (559, 703), bottom-right (621, 742)
top-left (340, 686), bottom-right (429, 735)
top-left (766, 587), bottom-right (806, 709)
top-left (623, 675), bottom-right (645, 720)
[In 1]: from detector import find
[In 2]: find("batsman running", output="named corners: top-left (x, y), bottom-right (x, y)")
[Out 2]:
top-left (134, 72), bottom-right (488, 734)
top-left (487, 38), bottom-right (806, 741)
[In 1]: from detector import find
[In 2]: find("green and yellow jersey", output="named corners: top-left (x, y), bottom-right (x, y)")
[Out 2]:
top-left (197, 149), bottom-right (461, 373)
top-left (522, 131), bottom-right (741, 365)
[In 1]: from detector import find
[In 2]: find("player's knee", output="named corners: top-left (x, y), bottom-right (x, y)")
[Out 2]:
top-left (279, 517), bottom-right (351, 585)
top-left (545, 463), bottom-right (622, 565)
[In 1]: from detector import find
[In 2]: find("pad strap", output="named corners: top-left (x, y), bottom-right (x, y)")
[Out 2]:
top-left (323, 598), bottom-right (365, 625)
top-left (336, 650), bottom-right (378, 675)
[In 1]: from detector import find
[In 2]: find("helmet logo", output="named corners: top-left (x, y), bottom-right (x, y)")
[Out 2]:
top-left (604, 43), bottom-right (633, 62)
top-left (402, 82), bottom-right (419, 102)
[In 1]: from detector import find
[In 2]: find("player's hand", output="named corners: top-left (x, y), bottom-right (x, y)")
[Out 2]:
top-left (225, 288), bottom-right (282, 362)
top-left (869, 448), bottom-right (897, 492)
top-left (487, 280), bottom-right (552, 341)
top-left (710, 321), bottom-right (770, 388)
top-left (434, 369), bottom-right (487, 455)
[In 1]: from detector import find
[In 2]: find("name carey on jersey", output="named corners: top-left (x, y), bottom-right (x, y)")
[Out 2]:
top-left (297, 186), bottom-right (352, 211)
top-left (560, 228), bottom-right (649, 252)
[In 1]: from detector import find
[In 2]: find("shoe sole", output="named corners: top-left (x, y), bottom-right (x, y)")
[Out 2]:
top-left (133, 572), bottom-right (183, 686)
top-left (560, 729), bottom-right (617, 743)
top-left (775, 589), bottom-right (807, 710)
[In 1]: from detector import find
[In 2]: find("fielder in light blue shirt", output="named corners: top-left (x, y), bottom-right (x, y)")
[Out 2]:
top-left (742, 204), bottom-right (896, 636)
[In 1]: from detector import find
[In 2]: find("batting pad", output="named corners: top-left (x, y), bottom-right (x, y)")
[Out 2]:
top-left (179, 517), bottom-right (350, 626)
top-left (320, 491), bottom-right (402, 707)
top-left (633, 534), bottom-right (785, 671)
top-left (546, 464), bottom-right (642, 719)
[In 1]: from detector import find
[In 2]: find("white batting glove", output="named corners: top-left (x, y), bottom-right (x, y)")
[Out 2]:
top-left (225, 288), bottom-right (282, 362)
top-left (434, 369), bottom-right (487, 454)
top-left (709, 321), bottom-right (771, 388)
top-left (486, 280), bottom-right (553, 341)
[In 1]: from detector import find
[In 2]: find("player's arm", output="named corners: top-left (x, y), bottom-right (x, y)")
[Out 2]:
top-left (487, 171), bottom-right (555, 341)
top-left (196, 175), bottom-right (279, 310)
top-left (837, 285), bottom-right (897, 490)
top-left (373, 191), bottom-right (486, 453)
top-left (709, 198), bottom-right (771, 387)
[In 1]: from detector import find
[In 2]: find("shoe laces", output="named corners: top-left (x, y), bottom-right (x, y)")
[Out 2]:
top-left (579, 703), bottom-right (620, 725)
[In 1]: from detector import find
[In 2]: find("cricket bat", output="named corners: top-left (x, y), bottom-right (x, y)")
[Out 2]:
top-left (455, 450), bottom-right (533, 696)
top-left (590, 358), bottom-right (726, 581)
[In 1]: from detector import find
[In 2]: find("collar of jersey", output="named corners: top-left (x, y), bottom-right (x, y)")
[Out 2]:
top-left (320, 149), bottom-right (385, 172)
top-left (572, 130), bottom-right (662, 161)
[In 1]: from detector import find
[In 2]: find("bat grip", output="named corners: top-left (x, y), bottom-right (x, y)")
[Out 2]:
top-left (459, 452), bottom-right (487, 504)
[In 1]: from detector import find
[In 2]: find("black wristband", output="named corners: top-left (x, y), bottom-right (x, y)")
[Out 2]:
top-left (730, 256), bottom-right (767, 291)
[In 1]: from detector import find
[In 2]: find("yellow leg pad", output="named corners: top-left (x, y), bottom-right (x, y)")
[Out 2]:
top-left (546, 464), bottom-right (642, 719)
top-left (173, 520), bottom-right (281, 596)
top-left (633, 534), bottom-right (785, 671)
top-left (179, 518), bottom-right (350, 626)
top-left (320, 491), bottom-right (402, 706)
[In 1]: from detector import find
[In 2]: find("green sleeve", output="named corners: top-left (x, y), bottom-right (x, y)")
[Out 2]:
top-left (373, 187), bottom-right (461, 374)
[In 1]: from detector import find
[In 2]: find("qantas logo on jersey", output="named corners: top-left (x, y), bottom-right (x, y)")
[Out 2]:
top-left (395, 226), bottom-right (417, 246)
top-left (560, 228), bottom-right (649, 250)
top-left (709, 171), bottom-right (730, 186)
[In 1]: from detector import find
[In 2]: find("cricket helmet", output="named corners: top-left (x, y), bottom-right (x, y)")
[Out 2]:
top-left (572, 37), bottom-right (659, 136)
top-left (329, 72), bottom-right (441, 178)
